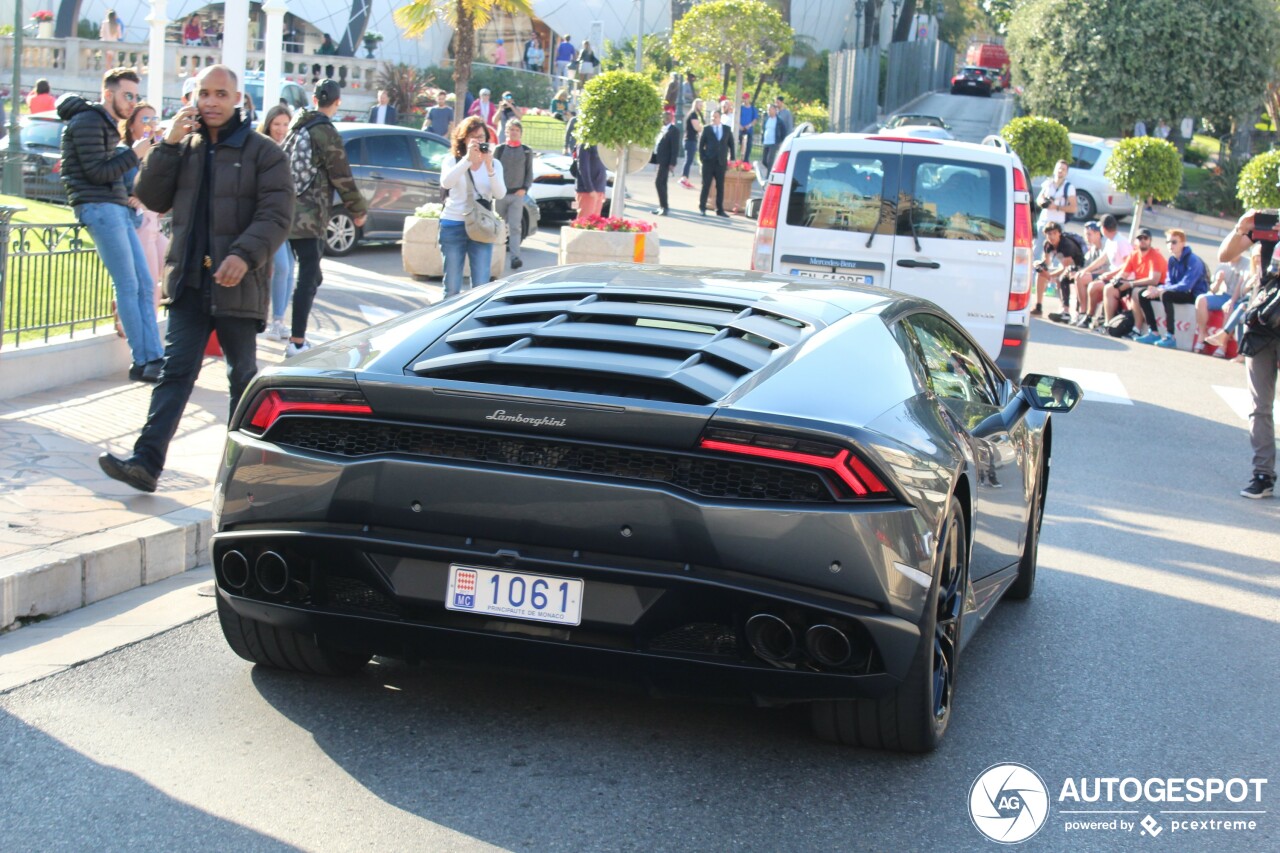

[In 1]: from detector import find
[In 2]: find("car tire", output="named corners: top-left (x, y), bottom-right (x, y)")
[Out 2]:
top-left (1073, 190), bottom-right (1096, 222)
top-left (216, 593), bottom-right (371, 675)
top-left (325, 212), bottom-right (361, 256)
top-left (522, 209), bottom-right (532, 240)
top-left (811, 497), bottom-right (967, 753)
top-left (1006, 458), bottom-right (1047, 601)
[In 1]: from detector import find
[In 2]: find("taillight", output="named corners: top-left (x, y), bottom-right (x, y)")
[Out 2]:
top-left (699, 430), bottom-right (890, 499)
top-left (241, 388), bottom-right (373, 435)
top-left (751, 151), bottom-right (789, 271)
top-left (1009, 168), bottom-right (1033, 312)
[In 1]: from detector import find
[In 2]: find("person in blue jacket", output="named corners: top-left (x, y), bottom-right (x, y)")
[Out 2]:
top-left (1136, 229), bottom-right (1209, 347)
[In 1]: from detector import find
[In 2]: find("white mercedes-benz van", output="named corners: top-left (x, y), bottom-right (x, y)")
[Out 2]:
top-left (751, 130), bottom-right (1034, 378)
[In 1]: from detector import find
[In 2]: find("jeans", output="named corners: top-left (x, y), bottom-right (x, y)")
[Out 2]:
top-left (76, 202), bottom-right (163, 366)
top-left (682, 138), bottom-right (697, 178)
top-left (132, 287), bottom-right (259, 475)
top-left (289, 237), bottom-right (324, 340)
top-left (1246, 337), bottom-right (1279, 478)
top-left (495, 192), bottom-right (525, 265)
top-left (270, 241), bottom-right (295, 322)
top-left (739, 128), bottom-right (754, 163)
top-left (438, 220), bottom-right (493, 297)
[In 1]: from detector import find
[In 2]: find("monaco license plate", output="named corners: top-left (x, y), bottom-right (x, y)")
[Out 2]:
top-left (446, 564), bottom-right (584, 626)
top-left (791, 269), bottom-right (873, 285)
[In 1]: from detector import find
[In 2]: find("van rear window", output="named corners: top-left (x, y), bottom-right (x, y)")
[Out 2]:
top-left (899, 157), bottom-right (1006, 242)
top-left (785, 152), bottom-right (896, 234)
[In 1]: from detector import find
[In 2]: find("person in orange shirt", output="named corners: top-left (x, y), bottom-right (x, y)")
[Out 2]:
top-left (27, 79), bottom-right (56, 113)
top-left (1102, 228), bottom-right (1168, 332)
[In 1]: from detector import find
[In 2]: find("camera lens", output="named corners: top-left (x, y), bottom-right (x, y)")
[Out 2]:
top-left (479, 142), bottom-right (489, 152)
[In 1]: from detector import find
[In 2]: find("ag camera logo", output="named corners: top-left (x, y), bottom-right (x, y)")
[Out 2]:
top-left (969, 763), bottom-right (1051, 843)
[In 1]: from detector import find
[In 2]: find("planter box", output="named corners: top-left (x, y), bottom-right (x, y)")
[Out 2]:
top-left (401, 216), bottom-right (506, 280)
top-left (723, 171), bottom-right (754, 214)
top-left (557, 227), bottom-right (660, 265)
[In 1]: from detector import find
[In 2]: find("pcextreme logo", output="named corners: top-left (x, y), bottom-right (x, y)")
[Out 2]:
top-left (969, 764), bottom-right (1269, 843)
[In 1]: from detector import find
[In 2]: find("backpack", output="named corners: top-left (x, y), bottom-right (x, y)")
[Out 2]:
top-left (282, 116), bottom-right (328, 195)
top-left (1106, 311), bottom-right (1135, 338)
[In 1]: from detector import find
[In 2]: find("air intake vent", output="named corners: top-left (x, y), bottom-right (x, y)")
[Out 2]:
top-left (410, 289), bottom-right (814, 404)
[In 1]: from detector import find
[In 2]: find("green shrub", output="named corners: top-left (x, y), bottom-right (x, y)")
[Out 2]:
top-left (792, 101), bottom-right (828, 133)
top-left (1104, 137), bottom-right (1183, 203)
top-left (1181, 145), bottom-right (1209, 168)
top-left (1236, 149), bottom-right (1280, 209)
top-left (576, 70), bottom-right (663, 148)
top-left (999, 116), bottom-right (1070, 178)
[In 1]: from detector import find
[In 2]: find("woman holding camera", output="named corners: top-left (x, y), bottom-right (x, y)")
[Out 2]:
top-left (438, 116), bottom-right (506, 297)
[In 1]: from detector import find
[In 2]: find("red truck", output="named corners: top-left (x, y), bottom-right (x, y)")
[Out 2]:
top-left (965, 43), bottom-right (1010, 90)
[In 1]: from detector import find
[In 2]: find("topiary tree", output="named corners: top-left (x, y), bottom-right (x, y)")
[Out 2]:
top-left (576, 70), bottom-right (664, 217)
top-left (1237, 149), bottom-right (1280, 210)
top-left (671, 0), bottom-right (793, 110)
top-left (999, 116), bottom-right (1070, 178)
top-left (1104, 137), bottom-right (1182, 235)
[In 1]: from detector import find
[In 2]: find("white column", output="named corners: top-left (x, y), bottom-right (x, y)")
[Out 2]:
top-left (146, 0), bottom-right (168, 108)
top-left (262, 0), bottom-right (287, 111)
top-left (221, 0), bottom-right (250, 91)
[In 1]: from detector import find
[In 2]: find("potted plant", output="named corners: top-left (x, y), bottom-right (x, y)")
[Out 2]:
top-left (402, 203), bottom-right (505, 280)
top-left (575, 70), bottom-right (663, 219)
top-left (31, 9), bottom-right (55, 39)
top-left (361, 30), bottom-right (384, 59)
top-left (722, 160), bottom-right (756, 214)
top-left (558, 215), bottom-right (659, 265)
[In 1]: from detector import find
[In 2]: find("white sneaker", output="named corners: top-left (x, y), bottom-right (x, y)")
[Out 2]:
top-left (285, 340), bottom-right (312, 358)
top-left (271, 320), bottom-right (290, 341)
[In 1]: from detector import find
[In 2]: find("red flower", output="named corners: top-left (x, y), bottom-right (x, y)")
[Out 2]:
top-left (31, 9), bottom-right (54, 22)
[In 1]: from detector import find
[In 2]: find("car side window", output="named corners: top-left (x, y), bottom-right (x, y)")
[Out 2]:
top-left (414, 137), bottom-right (450, 172)
top-left (344, 139), bottom-right (364, 166)
top-left (1071, 143), bottom-right (1100, 170)
top-left (900, 156), bottom-right (1006, 242)
top-left (903, 314), bottom-right (998, 407)
top-left (362, 134), bottom-right (415, 170)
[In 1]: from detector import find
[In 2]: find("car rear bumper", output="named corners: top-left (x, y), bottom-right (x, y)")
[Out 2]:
top-left (995, 322), bottom-right (1028, 379)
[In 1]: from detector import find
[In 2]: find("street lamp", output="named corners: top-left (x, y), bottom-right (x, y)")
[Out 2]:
top-left (2, 0), bottom-right (24, 196)
top-left (854, 0), bottom-right (867, 51)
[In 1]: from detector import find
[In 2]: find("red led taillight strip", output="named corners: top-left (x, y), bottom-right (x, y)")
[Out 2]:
top-left (246, 390), bottom-right (373, 433)
top-left (698, 438), bottom-right (888, 498)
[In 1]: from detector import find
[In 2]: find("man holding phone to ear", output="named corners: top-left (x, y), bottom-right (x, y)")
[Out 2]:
top-left (97, 64), bottom-right (294, 493)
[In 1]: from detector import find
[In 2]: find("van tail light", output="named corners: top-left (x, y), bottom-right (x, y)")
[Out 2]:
top-left (241, 388), bottom-right (373, 435)
top-left (751, 151), bottom-right (789, 271)
top-left (699, 429), bottom-right (891, 500)
top-left (1009, 168), bottom-right (1034, 312)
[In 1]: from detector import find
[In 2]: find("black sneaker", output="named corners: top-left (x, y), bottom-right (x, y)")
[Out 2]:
top-left (1030, 304), bottom-right (1043, 316)
top-left (510, 257), bottom-right (524, 269)
top-left (98, 453), bottom-right (159, 493)
top-left (1048, 311), bottom-right (1071, 323)
top-left (1241, 474), bottom-right (1275, 499)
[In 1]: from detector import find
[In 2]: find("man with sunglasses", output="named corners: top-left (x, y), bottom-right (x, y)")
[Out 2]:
top-left (58, 66), bottom-right (164, 383)
top-left (1134, 229), bottom-right (1208, 347)
top-left (1102, 228), bottom-right (1167, 332)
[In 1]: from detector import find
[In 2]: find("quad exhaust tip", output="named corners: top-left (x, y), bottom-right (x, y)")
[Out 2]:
top-left (220, 550), bottom-right (249, 590)
top-left (805, 624), bottom-right (853, 667)
top-left (255, 551), bottom-right (290, 596)
top-left (745, 613), bottom-right (796, 662)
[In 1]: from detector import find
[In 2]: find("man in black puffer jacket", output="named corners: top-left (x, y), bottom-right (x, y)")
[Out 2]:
top-left (58, 67), bottom-right (165, 381)
top-left (98, 65), bottom-right (294, 493)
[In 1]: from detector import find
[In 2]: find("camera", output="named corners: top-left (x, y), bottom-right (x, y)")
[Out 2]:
top-left (478, 142), bottom-right (490, 153)
top-left (1034, 261), bottom-right (1047, 273)
top-left (1254, 210), bottom-right (1279, 240)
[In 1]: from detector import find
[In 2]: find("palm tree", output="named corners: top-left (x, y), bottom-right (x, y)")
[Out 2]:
top-left (394, 0), bottom-right (535, 132)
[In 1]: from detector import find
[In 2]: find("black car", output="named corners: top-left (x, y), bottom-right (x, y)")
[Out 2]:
top-left (210, 265), bottom-right (1079, 752)
top-left (18, 112), bottom-right (68, 204)
top-left (328, 123), bottom-right (540, 256)
top-left (950, 66), bottom-right (993, 97)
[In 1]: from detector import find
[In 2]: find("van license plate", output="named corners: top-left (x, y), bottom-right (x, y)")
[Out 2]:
top-left (446, 564), bottom-right (584, 626)
top-left (791, 269), bottom-right (873, 285)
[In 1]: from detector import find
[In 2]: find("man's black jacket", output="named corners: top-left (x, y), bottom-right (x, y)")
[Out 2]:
top-left (56, 93), bottom-right (137, 207)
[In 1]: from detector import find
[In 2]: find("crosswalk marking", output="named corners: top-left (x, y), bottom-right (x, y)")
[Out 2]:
top-left (1213, 385), bottom-right (1280, 422)
top-left (1057, 368), bottom-right (1132, 405)
top-left (359, 304), bottom-right (400, 326)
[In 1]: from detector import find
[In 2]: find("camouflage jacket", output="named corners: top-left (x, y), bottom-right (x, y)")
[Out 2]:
top-left (288, 109), bottom-right (367, 240)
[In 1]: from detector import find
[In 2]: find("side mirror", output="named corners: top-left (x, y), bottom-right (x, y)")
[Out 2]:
top-left (1021, 373), bottom-right (1082, 412)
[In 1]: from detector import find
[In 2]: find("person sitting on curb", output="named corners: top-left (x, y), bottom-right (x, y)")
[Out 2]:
top-left (1135, 229), bottom-right (1208, 346)
top-left (1193, 264), bottom-right (1248, 354)
top-left (1036, 222), bottom-right (1086, 323)
top-left (1067, 221), bottom-right (1108, 327)
top-left (1081, 214), bottom-right (1133, 329)
top-left (1032, 159), bottom-right (1077, 313)
top-left (1102, 229), bottom-right (1167, 333)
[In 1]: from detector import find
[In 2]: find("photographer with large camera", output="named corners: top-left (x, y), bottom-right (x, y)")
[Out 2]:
top-left (1220, 209), bottom-right (1280, 498)
top-left (1033, 159), bottom-right (1077, 313)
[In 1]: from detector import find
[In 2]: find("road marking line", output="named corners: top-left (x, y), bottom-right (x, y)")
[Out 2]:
top-left (359, 304), bottom-right (401, 326)
top-left (1213, 385), bottom-right (1280, 422)
top-left (1058, 368), bottom-right (1132, 405)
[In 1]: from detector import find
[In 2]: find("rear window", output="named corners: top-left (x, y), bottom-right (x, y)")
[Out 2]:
top-left (1071, 143), bottom-right (1101, 170)
top-left (899, 155), bottom-right (1007, 242)
top-left (23, 121), bottom-right (62, 149)
top-left (785, 151), bottom-right (897, 235)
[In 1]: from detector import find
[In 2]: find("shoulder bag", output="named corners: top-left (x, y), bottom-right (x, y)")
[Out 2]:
top-left (464, 169), bottom-right (503, 243)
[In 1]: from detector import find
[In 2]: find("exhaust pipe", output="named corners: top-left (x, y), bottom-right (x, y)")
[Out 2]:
top-left (805, 624), bottom-right (852, 667)
top-left (745, 614), bottom-right (796, 662)
top-left (255, 551), bottom-right (290, 595)
top-left (220, 550), bottom-right (249, 590)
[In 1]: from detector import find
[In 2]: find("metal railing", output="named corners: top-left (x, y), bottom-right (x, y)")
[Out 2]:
top-left (0, 216), bottom-right (114, 349)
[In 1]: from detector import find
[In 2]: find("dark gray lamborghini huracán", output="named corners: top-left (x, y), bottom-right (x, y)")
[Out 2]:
top-left (211, 264), bottom-right (1079, 752)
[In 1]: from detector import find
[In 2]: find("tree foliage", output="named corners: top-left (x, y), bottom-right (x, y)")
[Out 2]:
top-left (600, 33), bottom-right (676, 86)
top-left (1237, 150), bottom-right (1280, 209)
top-left (576, 71), bottom-right (664, 149)
top-left (1007, 0), bottom-right (1280, 134)
top-left (374, 63), bottom-right (436, 112)
top-left (1104, 137), bottom-right (1182, 203)
top-left (1000, 116), bottom-right (1070, 178)
top-left (980, 0), bottom-right (1022, 34)
top-left (671, 0), bottom-right (794, 104)
top-left (393, 0), bottom-right (534, 131)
